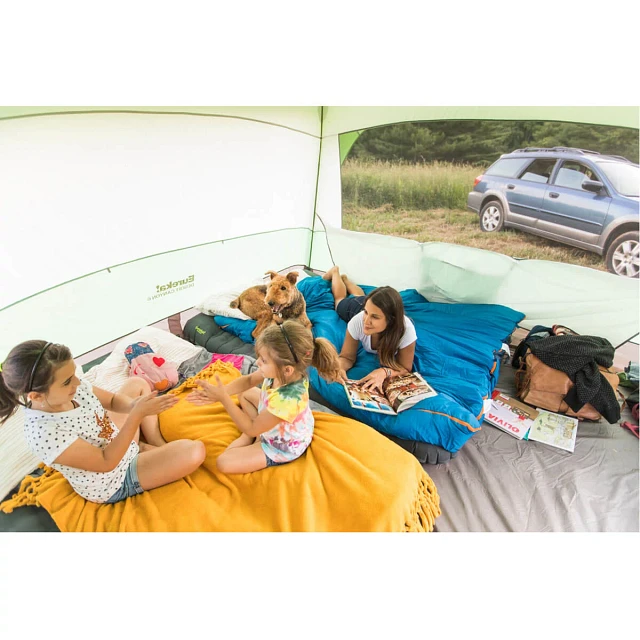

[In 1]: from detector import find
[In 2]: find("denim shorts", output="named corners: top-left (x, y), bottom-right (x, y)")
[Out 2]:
top-left (265, 454), bottom-right (290, 468)
top-left (336, 295), bottom-right (366, 323)
top-left (105, 455), bottom-right (144, 503)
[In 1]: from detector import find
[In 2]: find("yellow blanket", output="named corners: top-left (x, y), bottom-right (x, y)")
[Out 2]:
top-left (1, 362), bottom-right (440, 531)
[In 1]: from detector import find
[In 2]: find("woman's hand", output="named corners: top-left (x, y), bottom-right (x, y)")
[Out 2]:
top-left (187, 377), bottom-right (228, 405)
top-left (130, 391), bottom-right (178, 417)
top-left (359, 368), bottom-right (388, 393)
top-left (326, 368), bottom-right (348, 384)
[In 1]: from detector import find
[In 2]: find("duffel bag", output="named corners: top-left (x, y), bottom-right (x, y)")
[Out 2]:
top-left (515, 352), bottom-right (620, 421)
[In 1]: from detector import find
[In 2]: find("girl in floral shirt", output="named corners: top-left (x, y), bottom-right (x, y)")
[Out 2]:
top-left (188, 320), bottom-right (342, 474)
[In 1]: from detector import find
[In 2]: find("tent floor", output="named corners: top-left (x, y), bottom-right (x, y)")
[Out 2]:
top-left (425, 355), bottom-right (639, 532)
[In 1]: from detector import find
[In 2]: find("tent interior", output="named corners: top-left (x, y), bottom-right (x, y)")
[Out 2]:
top-left (1, 106), bottom-right (638, 532)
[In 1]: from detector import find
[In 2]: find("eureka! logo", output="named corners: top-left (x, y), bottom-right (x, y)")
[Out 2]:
top-left (155, 274), bottom-right (195, 292)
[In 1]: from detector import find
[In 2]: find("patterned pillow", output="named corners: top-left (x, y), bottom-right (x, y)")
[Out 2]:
top-left (86, 327), bottom-right (202, 393)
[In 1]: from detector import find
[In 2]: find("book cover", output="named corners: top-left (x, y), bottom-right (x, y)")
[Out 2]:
top-left (342, 372), bottom-right (437, 415)
top-left (527, 409), bottom-right (579, 453)
top-left (484, 390), bottom-right (539, 440)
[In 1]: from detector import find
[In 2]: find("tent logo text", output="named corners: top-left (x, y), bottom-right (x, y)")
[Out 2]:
top-left (147, 275), bottom-right (195, 301)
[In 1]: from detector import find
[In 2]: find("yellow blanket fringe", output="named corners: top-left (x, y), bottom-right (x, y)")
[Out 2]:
top-left (0, 464), bottom-right (55, 513)
top-left (1, 361), bottom-right (441, 532)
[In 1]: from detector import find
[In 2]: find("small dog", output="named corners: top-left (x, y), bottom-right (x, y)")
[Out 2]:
top-left (230, 270), bottom-right (312, 339)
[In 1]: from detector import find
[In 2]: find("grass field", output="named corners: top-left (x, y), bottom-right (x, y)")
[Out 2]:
top-left (341, 160), bottom-right (607, 272)
top-left (342, 159), bottom-right (478, 210)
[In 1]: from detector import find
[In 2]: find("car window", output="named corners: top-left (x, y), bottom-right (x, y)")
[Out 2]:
top-left (554, 161), bottom-right (597, 190)
top-left (595, 161), bottom-right (639, 197)
top-left (518, 159), bottom-right (557, 184)
top-left (485, 158), bottom-right (531, 178)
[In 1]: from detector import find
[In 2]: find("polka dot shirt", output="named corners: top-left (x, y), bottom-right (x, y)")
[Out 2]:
top-left (24, 378), bottom-right (139, 503)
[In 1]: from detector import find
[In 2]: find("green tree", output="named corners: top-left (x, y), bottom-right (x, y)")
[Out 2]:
top-left (349, 120), bottom-right (639, 166)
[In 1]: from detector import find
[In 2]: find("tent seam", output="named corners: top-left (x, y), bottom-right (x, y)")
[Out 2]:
top-left (0, 110), bottom-right (321, 139)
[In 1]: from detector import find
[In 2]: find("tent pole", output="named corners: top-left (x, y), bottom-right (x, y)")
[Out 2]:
top-left (307, 106), bottom-right (324, 268)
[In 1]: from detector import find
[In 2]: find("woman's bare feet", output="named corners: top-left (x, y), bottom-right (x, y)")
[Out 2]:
top-left (341, 274), bottom-right (365, 297)
top-left (323, 265), bottom-right (340, 281)
top-left (324, 266), bottom-right (347, 308)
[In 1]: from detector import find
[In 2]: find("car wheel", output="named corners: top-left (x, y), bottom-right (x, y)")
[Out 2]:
top-left (479, 200), bottom-right (505, 233)
top-left (606, 231), bottom-right (639, 278)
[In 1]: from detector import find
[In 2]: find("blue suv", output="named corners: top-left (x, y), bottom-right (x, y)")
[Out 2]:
top-left (467, 147), bottom-right (639, 277)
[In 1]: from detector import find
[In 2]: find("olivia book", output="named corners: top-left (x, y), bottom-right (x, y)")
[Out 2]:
top-left (484, 390), bottom-right (540, 440)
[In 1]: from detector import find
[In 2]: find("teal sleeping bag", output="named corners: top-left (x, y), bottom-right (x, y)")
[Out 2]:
top-left (215, 275), bottom-right (524, 453)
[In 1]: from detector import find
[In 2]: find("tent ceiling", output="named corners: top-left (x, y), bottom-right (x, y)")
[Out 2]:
top-left (0, 106), bottom-right (322, 137)
top-left (3, 106), bottom-right (637, 139)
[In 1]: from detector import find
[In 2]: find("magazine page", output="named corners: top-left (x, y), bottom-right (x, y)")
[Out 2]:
top-left (484, 391), bottom-right (539, 440)
top-left (382, 372), bottom-right (437, 413)
top-left (528, 409), bottom-right (579, 453)
top-left (342, 380), bottom-right (396, 415)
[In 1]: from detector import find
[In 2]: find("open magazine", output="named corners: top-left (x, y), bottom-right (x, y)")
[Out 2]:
top-left (342, 371), bottom-right (437, 415)
top-left (527, 409), bottom-right (579, 453)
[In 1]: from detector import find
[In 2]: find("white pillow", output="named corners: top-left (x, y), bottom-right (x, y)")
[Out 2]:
top-left (89, 326), bottom-right (203, 393)
top-left (0, 363), bottom-right (84, 501)
top-left (195, 278), bottom-right (266, 320)
top-left (0, 408), bottom-right (40, 501)
top-left (195, 271), bottom-right (312, 319)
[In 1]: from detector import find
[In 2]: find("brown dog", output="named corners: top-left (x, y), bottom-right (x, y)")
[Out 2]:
top-left (230, 271), bottom-right (312, 339)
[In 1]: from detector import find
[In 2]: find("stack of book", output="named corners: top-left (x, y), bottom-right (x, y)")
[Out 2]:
top-left (484, 391), bottom-right (538, 440)
top-left (484, 390), bottom-right (579, 452)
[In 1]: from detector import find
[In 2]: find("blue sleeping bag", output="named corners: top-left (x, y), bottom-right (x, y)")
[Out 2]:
top-left (215, 276), bottom-right (524, 453)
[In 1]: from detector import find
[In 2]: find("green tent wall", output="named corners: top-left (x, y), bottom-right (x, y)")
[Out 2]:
top-left (1, 106), bottom-right (638, 359)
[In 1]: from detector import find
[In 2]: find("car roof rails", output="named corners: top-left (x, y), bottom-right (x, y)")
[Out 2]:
top-left (513, 146), bottom-right (600, 155)
top-left (512, 147), bottom-right (632, 162)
